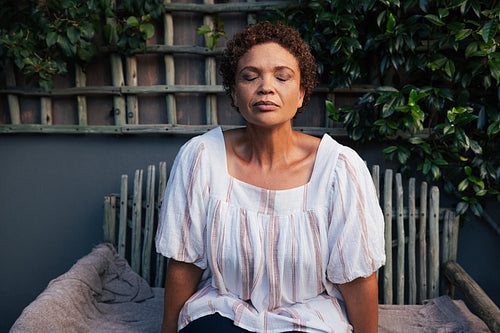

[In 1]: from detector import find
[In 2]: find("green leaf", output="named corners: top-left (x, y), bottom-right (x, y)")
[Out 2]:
top-left (382, 145), bottom-right (398, 154)
top-left (489, 60), bottom-right (500, 83)
top-left (456, 201), bottom-right (468, 215)
top-left (196, 25), bottom-right (212, 35)
top-left (433, 158), bottom-right (448, 166)
top-left (46, 32), bottom-right (59, 47)
top-left (458, 178), bottom-right (469, 191)
top-left (469, 139), bottom-right (483, 154)
top-left (464, 166), bottom-right (472, 176)
top-left (139, 23), bottom-right (155, 39)
top-left (408, 136), bottom-right (424, 144)
top-left (481, 20), bottom-right (496, 44)
top-left (425, 14), bottom-right (445, 26)
top-left (386, 12), bottom-right (395, 33)
top-left (126, 16), bottom-right (139, 27)
top-left (67, 26), bottom-right (80, 45)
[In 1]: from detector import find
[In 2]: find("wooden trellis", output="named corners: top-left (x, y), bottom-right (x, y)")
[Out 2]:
top-left (0, 1), bottom-right (375, 135)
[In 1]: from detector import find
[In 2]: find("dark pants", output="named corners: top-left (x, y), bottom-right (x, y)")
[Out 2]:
top-left (179, 313), bottom-right (296, 333)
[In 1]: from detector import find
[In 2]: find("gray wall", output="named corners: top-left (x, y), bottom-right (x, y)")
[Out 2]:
top-left (1, 134), bottom-right (499, 331)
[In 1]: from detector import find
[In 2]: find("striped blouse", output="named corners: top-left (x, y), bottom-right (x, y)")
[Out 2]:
top-left (155, 127), bottom-right (385, 333)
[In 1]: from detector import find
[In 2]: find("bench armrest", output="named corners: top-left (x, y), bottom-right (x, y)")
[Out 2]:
top-left (442, 260), bottom-right (500, 333)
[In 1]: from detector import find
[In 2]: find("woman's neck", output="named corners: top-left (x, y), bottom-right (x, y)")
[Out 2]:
top-left (239, 123), bottom-right (297, 170)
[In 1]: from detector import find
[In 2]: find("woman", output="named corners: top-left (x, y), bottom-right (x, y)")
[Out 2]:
top-left (156, 21), bottom-right (385, 333)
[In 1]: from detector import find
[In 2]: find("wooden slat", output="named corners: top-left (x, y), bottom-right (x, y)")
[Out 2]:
top-left (75, 64), bottom-right (88, 126)
top-left (142, 165), bottom-right (156, 284)
top-left (372, 165), bottom-right (380, 200)
top-left (246, 0), bottom-right (257, 24)
top-left (428, 186), bottom-right (440, 299)
top-left (204, 0), bottom-right (218, 126)
top-left (0, 84), bottom-right (375, 97)
top-left (395, 173), bottom-right (405, 304)
top-left (443, 261), bottom-right (500, 333)
top-left (118, 174), bottom-right (128, 258)
top-left (0, 124), bottom-right (348, 136)
top-left (5, 61), bottom-right (21, 124)
top-left (41, 97), bottom-right (52, 125)
top-left (408, 178), bottom-right (417, 304)
top-left (325, 92), bottom-right (335, 129)
top-left (418, 181), bottom-right (428, 303)
top-left (126, 56), bottom-right (139, 124)
top-left (383, 169), bottom-right (393, 304)
top-left (131, 169), bottom-right (144, 274)
top-left (163, 1), bottom-right (177, 125)
top-left (155, 162), bottom-right (168, 287)
top-left (107, 0), bottom-right (126, 126)
top-left (163, 1), bottom-right (301, 13)
top-left (103, 195), bottom-right (117, 244)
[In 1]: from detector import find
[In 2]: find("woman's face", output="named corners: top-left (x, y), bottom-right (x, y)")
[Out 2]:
top-left (231, 42), bottom-right (305, 129)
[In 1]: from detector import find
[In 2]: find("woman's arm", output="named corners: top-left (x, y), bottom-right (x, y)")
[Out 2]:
top-left (337, 272), bottom-right (379, 333)
top-left (161, 259), bottom-right (204, 333)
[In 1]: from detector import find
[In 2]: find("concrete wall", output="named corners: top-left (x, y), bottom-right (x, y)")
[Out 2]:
top-left (1, 133), bottom-right (499, 331)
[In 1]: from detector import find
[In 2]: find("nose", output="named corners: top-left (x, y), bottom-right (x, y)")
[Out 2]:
top-left (258, 75), bottom-right (275, 95)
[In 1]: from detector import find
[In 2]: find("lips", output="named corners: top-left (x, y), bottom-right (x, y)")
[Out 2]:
top-left (253, 100), bottom-right (279, 111)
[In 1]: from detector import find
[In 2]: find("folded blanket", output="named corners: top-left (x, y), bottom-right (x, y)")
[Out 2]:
top-left (11, 243), bottom-right (490, 332)
top-left (10, 243), bottom-right (161, 332)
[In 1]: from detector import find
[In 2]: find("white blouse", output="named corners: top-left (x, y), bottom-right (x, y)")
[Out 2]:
top-left (156, 127), bottom-right (385, 333)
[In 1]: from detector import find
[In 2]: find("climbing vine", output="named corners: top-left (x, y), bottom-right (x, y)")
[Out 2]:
top-left (268, 0), bottom-right (500, 218)
top-left (0, 0), bottom-right (163, 91)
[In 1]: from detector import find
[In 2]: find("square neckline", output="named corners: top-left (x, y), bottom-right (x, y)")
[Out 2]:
top-left (214, 127), bottom-right (329, 193)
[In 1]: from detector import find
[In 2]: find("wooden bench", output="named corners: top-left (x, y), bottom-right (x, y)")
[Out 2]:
top-left (103, 162), bottom-right (500, 332)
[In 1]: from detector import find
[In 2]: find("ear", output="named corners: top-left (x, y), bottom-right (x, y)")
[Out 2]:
top-left (231, 86), bottom-right (238, 107)
top-left (297, 87), bottom-right (305, 108)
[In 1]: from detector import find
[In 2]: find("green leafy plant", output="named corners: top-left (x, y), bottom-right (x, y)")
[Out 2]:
top-left (196, 14), bottom-right (227, 50)
top-left (0, 0), bottom-right (163, 91)
top-left (268, 0), bottom-right (500, 218)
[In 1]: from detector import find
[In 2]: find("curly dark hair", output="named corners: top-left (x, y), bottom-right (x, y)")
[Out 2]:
top-left (220, 21), bottom-right (318, 113)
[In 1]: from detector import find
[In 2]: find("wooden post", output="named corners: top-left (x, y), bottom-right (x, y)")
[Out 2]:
top-left (5, 61), bottom-right (21, 124)
top-left (107, 0), bottom-right (126, 126)
top-left (41, 97), bottom-right (52, 125)
top-left (118, 174), bottom-right (128, 258)
top-left (155, 162), bottom-right (168, 287)
top-left (126, 56), bottom-right (139, 124)
top-left (103, 195), bottom-right (116, 245)
top-left (408, 178), bottom-right (417, 304)
top-left (204, 0), bottom-right (218, 125)
top-left (76, 65), bottom-right (88, 126)
top-left (383, 169), bottom-right (393, 304)
top-left (131, 169), bottom-right (144, 274)
top-left (395, 173), bottom-right (405, 304)
top-left (418, 181), bottom-right (428, 303)
top-left (372, 165), bottom-right (380, 200)
top-left (443, 261), bottom-right (500, 333)
top-left (428, 186), bottom-right (440, 299)
top-left (142, 165), bottom-right (156, 285)
top-left (163, 1), bottom-right (177, 124)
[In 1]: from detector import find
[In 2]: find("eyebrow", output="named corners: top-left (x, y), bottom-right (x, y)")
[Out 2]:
top-left (238, 66), bottom-right (296, 75)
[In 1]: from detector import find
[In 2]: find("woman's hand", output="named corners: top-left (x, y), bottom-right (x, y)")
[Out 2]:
top-left (161, 259), bottom-right (203, 333)
top-left (337, 273), bottom-right (379, 333)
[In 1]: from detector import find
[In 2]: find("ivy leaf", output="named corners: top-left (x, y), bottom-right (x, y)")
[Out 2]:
top-left (66, 26), bottom-right (79, 45)
top-left (196, 25), bottom-right (212, 35)
top-left (126, 16), bottom-right (139, 27)
top-left (46, 31), bottom-right (59, 47)
top-left (139, 23), bottom-right (155, 39)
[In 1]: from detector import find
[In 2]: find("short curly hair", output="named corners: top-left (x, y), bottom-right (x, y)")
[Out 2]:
top-left (220, 21), bottom-right (318, 113)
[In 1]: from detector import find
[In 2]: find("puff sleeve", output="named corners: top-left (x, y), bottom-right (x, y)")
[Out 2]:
top-left (326, 147), bottom-right (386, 284)
top-left (155, 137), bottom-right (210, 270)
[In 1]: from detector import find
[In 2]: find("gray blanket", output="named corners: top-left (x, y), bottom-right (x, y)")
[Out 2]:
top-left (11, 243), bottom-right (490, 332)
